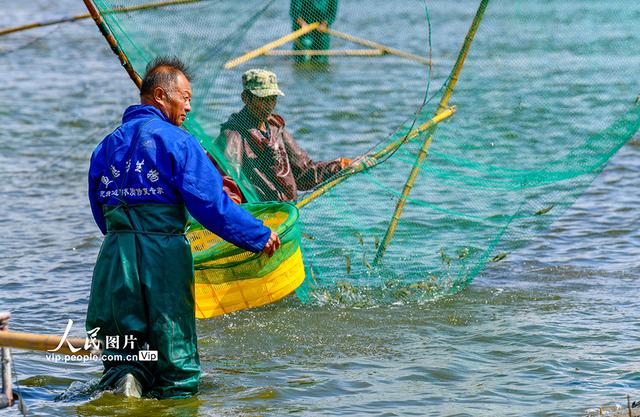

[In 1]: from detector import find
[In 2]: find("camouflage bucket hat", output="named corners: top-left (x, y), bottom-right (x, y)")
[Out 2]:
top-left (242, 69), bottom-right (285, 97)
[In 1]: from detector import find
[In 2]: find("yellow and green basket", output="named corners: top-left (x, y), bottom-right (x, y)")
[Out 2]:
top-left (187, 202), bottom-right (305, 318)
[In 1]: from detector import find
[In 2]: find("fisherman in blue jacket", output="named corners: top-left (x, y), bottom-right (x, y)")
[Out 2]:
top-left (86, 57), bottom-right (280, 399)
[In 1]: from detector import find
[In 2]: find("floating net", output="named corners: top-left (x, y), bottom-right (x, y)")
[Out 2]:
top-left (89, 0), bottom-right (640, 305)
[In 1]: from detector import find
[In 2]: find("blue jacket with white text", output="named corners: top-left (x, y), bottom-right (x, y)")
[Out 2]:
top-left (88, 104), bottom-right (270, 253)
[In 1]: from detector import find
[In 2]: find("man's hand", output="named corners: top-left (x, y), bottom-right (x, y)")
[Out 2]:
top-left (350, 155), bottom-right (377, 169)
top-left (339, 157), bottom-right (352, 169)
top-left (296, 17), bottom-right (308, 26)
top-left (262, 231), bottom-right (281, 257)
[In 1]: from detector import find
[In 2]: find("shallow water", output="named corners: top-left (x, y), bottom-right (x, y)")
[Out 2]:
top-left (1, 1), bottom-right (640, 416)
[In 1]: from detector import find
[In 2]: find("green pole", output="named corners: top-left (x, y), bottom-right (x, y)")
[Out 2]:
top-left (373, 0), bottom-right (490, 266)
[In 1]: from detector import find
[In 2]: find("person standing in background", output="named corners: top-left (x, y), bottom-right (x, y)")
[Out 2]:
top-left (290, 0), bottom-right (338, 63)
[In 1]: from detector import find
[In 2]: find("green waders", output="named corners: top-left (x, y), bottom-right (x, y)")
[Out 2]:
top-left (292, 23), bottom-right (330, 63)
top-left (86, 204), bottom-right (199, 398)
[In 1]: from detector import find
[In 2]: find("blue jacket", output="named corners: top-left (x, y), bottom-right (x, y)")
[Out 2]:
top-left (88, 104), bottom-right (271, 253)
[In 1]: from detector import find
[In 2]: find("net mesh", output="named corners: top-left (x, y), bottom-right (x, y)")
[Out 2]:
top-left (188, 202), bottom-right (299, 281)
top-left (91, 0), bottom-right (640, 304)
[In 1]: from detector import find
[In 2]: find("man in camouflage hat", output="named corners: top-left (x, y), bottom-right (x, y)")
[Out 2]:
top-left (211, 69), bottom-right (351, 202)
top-left (242, 68), bottom-right (285, 98)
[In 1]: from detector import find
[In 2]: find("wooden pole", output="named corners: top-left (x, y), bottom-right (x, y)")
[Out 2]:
top-left (0, 312), bottom-right (12, 409)
top-left (0, 0), bottom-right (201, 37)
top-left (224, 22), bottom-right (321, 69)
top-left (0, 331), bottom-right (98, 357)
top-left (83, 0), bottom-right (142, 88)
top-left (266, 49), bottom-right (383, 57)
top-left (319, 27), bottom-right (431, 65)
top-left (373, 0), bottom-right (489, 266)
top-left (296, 106), bottom-right (456, 209)
top-left (0, 14), bottom-right (89, 37)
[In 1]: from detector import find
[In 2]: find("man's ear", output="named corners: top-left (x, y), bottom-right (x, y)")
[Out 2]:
top-left (153, 86), bottom-right (166, 103)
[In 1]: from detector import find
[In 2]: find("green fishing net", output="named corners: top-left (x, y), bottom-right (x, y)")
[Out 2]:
top-left (188, 202), bottom-right (300, 280)
top-left (90, 0), bottom-right (640, 303)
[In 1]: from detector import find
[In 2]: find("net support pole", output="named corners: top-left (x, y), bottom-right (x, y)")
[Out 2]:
top-left (82, 0), bottom-right (142, 88)
top-left (266, 49), bottom-right (384, 57)
top-left (0, 14), bottom-right (90, 37)
top-left (373, 0), bottom-right (489, 266)
top-left (0, 0), bottom-right (201, 37)
top-left (0, 331), bottom-right (98, 357)
top-left (296, 106), bottom-right (456, 209)
top-left (224, 22), bottom-right (321, 69)
top-left (319, 27), bottom-right (432, 66)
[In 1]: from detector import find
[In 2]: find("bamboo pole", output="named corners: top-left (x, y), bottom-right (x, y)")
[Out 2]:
top-left (83, 0), bottom-right (142, 88)
top-left (373, 0), bottom-right (489, 266)
top-left (224, 22), bottom-right (321, 69)
top-left (266, 49), bottom-right (383, 57)
top-left (0, 14), bottom-right (89, 37)
top-left (296, 106), bottom-right (456, 209)
top-left (319, 27), bottom-right (431, 65)
top-left (372, 106), bottom-right (456, 161)
top-left (0, 0), bottom-right (201, 37)
top-left (0, 331), bottom-right (98, 357)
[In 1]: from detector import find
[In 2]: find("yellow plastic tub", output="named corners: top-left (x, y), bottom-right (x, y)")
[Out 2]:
top-left (187, 202), bottom-right (305, 318)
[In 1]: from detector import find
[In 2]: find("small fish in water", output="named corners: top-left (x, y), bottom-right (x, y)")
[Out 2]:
top-left (345, 255), bottom-right (351, 274)
top-left (395, 288), bottom-right (412, 298)
top-left (362, 253), bottom-right (372, 270)
top-left (409, 282), bottom-right (432, 291)
top-left (309, 264), bottom-right (319, 285)
top-left (535, 205), bottom-right (554, 216)
top-left (440, 248), bottom-right (451, 266)
top-left (337, 281), bottom-right (354, 291)
top-left (490, 252), bottom-right (508, 262)
top-left (302, 233), bottom-right (316, 241)
top-left (374, 236), bottom-right (380, 250)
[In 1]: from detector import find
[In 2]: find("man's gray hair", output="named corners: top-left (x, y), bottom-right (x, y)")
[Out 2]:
top-left (140, 56), bottom-right (192, 97)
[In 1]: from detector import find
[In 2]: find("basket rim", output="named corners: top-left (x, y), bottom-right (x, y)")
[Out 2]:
top-left (188, 201), bottom-right (300, 264)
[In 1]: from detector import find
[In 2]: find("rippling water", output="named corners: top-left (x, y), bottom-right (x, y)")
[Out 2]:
top-left (1, 1), bottom-right (640, 416)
